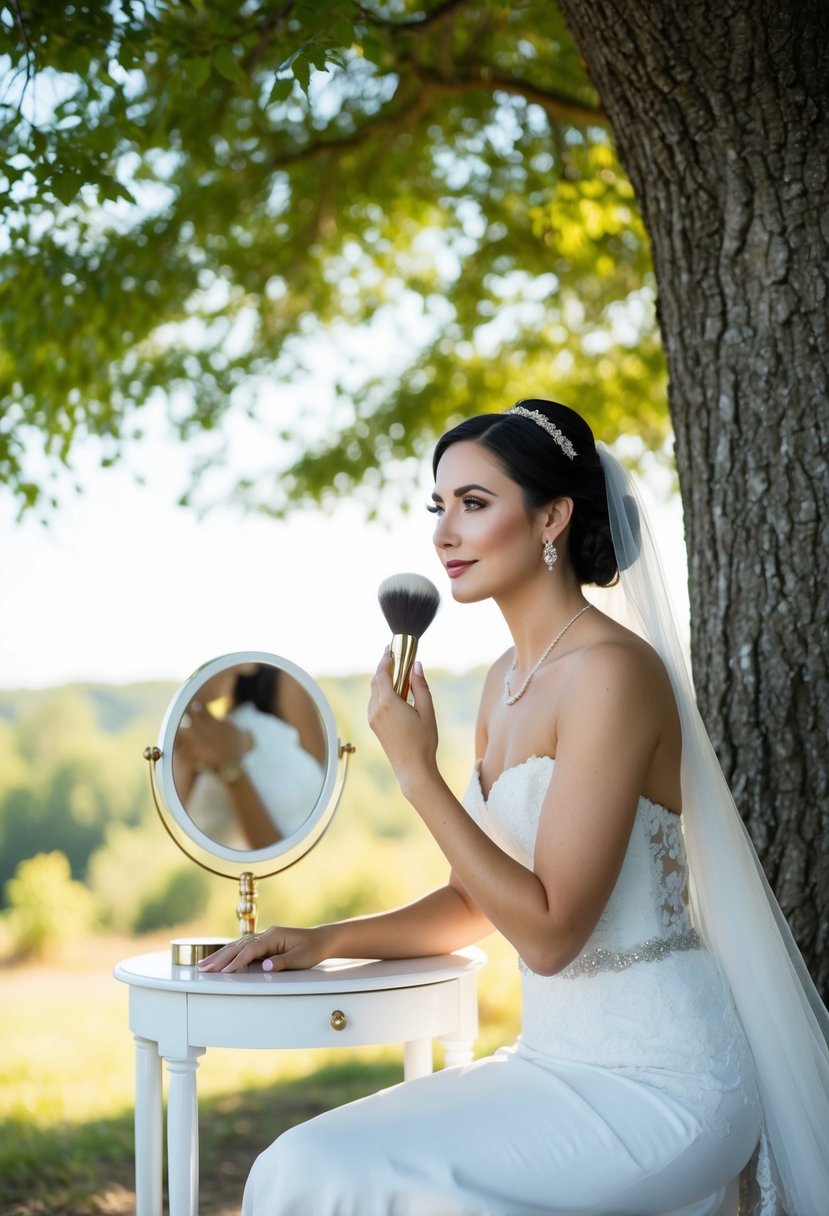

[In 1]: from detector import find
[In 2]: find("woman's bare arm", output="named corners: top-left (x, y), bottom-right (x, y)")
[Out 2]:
top-left (369, 640), bottom-right (675, 976)
top-left (199, 881), bottom-right (491, 973)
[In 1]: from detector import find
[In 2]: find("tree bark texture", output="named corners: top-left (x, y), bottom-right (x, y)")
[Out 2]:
top-left (559, 0), bottom-right (829, 994)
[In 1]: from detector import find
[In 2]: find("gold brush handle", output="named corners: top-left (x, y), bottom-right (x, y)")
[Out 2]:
top-left (390, 633), bottom-right (418, 699)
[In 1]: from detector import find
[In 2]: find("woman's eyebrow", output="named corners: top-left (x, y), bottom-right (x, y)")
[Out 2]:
top-left (431, 483), bottom-right (498, 501)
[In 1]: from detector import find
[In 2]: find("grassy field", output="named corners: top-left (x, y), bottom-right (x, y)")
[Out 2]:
top-left (0, 932), bottom-right (520, 1214)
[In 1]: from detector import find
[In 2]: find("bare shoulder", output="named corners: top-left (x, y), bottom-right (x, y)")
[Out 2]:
top-left (480, 648), bottom-right (513, 699)
top-left (563, 614), bottom-right (677, 726)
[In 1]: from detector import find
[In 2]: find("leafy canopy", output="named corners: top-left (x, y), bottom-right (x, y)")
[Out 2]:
top-left (0, 0), bottom-right (666, 515)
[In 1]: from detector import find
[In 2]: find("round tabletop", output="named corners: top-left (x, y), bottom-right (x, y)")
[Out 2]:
top-left (114, 947), bottom-right (486, 996)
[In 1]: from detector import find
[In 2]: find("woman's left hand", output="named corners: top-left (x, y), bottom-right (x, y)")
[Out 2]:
top-left (368, 650), bottom-right (439, 794)
top-left (178, 701), bottom-right (249, 772)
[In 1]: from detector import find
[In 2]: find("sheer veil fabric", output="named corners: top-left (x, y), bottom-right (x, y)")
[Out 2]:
top-left (597, 445), bottom-right (829, 1214)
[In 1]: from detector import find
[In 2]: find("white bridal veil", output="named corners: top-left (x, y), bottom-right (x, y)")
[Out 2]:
top-left (598, 445), bottom-right (829, 1215)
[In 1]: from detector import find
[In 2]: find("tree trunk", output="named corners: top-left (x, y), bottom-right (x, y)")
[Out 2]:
top-left (559, 0), bottom-right (829, 995)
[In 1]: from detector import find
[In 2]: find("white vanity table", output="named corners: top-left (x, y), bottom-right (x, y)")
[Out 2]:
top-left (129, 649), bottom-right (481, 1214)
top-left (115, 945), bottom-right (485, 1216)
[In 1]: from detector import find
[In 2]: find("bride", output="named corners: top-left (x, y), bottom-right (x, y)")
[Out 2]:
top-left (200, 400), bottom-right (829, 1215)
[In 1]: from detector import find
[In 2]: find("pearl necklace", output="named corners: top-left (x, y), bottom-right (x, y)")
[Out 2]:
top-left (503, 604), bottom-right (593, 706)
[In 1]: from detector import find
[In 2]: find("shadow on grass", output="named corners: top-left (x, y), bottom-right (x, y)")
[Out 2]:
top-left (0, 1058), bottom-right (401, 1216)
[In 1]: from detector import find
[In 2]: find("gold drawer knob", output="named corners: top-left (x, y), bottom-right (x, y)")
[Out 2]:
top-left (330, 1009), bottom-right (348, 1031)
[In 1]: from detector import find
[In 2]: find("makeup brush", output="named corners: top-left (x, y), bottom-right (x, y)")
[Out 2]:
top-left (378, 573), bottom-right (441, 699)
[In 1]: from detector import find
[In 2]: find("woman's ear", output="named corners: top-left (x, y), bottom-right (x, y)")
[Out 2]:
top-left (542, 496), bottom-right (574, 539)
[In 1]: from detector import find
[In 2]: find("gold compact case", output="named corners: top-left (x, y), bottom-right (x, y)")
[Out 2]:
top-left (171, 937), bottom-right (232, 965)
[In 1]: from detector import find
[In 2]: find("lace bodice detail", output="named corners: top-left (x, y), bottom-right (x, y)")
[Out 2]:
top-left (466, 755), bottom-right (694, 952)
top-left (462, 754), bottom-right (756, 1139)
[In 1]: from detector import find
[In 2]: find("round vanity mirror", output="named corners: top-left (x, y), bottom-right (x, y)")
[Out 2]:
top-left (145, 652), bottom-right (353, 917)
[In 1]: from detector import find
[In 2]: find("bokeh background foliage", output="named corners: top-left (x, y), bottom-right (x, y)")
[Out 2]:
top-left (1, 0), bottom-right (666, 517)
top-left (1, 1), bottom-right (670, 1210)
top-left (0, 672), bottom-right (524, 1213)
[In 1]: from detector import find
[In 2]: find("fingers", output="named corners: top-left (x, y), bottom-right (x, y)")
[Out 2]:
top-left (368, 648), bottom-right (393, 725)
top-left (197, 932), bottom-right (271, 973)
top-left (411, 659), bottom-right (429, 689)
top-left (373, 646), bottom-right (392, 679)
top-left (410, 660), bottom-right (434, 712)
top-left (262, 952), bottom-right (291, 972)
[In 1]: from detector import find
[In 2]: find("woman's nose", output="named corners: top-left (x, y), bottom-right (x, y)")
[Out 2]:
top-left (433, 515), bottom-right (457, 548)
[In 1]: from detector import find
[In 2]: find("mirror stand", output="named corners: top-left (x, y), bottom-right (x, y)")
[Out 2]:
top-left (145, 744), bottom-right (259, 935)
top-left (236, 870), bottom-right (257, 936)
top-left (143, 735), bottom-right (355, 954)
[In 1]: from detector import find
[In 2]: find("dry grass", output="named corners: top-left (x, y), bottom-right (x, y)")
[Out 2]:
top-left (0, 931), bottom-right (520, 1214)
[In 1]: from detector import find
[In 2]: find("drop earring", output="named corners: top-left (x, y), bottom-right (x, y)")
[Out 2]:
top-left (543, 539), bottom-right (557, 571)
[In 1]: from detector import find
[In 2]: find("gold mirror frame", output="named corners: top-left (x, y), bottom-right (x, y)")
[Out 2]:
top-left (144, 650), bottom-right (354, 940)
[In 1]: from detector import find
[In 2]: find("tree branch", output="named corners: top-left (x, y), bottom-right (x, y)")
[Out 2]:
top-left (263, 57), bottom-right (604, 179)
top-left (414, 65), bottom-right (606, 127)
top-left (9, 0), bottom-right (34, 114)
top-left (244, 2), bottom-right (295, 74)
top-left (265, 79), bottom-right (439, 170)
top-left (356, 0), bottom-right (469, 31)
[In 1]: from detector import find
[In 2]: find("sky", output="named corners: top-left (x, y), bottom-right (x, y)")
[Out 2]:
top-left (0, 409), bottom-right (688, 692)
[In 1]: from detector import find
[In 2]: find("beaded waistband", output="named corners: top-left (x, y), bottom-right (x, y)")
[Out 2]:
top-left (519, 928), bottom-right (702, 979)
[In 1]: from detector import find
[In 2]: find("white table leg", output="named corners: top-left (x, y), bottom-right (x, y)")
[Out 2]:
top-left (404, 1038), bottom-right (433, 1080)
top-left (134, 1034), bottom-right (163, 1216)
top-left (165, 1049), bottom-right (205, 1216)
top-left (440, 1038), bottom-right (475, 1068)
top-left (440, 971), bottom-right (478, 1068)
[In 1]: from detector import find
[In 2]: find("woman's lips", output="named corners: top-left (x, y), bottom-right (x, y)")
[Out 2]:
top-left (445, 560), bottom-right (477, 579)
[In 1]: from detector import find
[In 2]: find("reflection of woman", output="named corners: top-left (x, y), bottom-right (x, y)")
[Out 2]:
top-left (202, 401), bottom-right (829, 1214)
top-left (174, 663), bottom-right (325, 850)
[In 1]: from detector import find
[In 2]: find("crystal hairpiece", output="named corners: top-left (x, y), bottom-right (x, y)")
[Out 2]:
top-left (503, 405), bottom-right (578, 460)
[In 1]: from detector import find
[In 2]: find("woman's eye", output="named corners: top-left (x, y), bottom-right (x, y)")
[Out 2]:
top-left (426, 502), bottom-right (443, 516)
top-left (462, 497), bottom-right (486, 510)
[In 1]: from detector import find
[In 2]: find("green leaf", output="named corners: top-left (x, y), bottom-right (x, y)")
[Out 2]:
top-left (51, 173), bottom-right (84, 206)
top-left (182, 57), bottom-right (211, 90)
top-left (98, 177), bottom-right (136, 205)
top-left (305, 48), bottom-right (330, 73)
top-left (329, 19), bottom-right (355, 48)
top-left (214, 46), bottom-right (244, 84)
top-left (269, 76), bottom-right (294, 104)
top-left (292, 54), bottom-right (311, 95)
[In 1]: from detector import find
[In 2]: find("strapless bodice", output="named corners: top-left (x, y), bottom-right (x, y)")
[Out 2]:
top-left (465, 755), bottom-right (695, 955)
top-left (462, 754), bottom-right (754, 1124)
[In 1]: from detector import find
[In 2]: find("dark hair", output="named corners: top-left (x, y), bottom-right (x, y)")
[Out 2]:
top-left (233, 665), bottom-right (279, 716)
top-left (432, 399), bottom-right (618, 587)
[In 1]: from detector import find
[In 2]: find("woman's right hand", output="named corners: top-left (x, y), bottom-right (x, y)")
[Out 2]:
top-left (197, 924), bottom-right (334, 974)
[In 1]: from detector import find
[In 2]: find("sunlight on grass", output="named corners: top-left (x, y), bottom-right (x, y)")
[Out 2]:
top-left (0, 931), bottom-right (521, 1209)
top-left (1, 932), bottom-right (520, 1127)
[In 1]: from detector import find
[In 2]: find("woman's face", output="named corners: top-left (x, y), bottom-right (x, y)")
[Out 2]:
top-left (430, 440), bottom-right (548, 603)
top-left (193, 662), bottom-right (258, 706)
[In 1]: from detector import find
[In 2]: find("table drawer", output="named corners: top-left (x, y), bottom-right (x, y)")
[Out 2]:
top-left (187, 980), bottom-right (462, 1049)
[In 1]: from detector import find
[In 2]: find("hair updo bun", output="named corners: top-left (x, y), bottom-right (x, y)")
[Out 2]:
top-left (432, 398), bottom-right (621, 587)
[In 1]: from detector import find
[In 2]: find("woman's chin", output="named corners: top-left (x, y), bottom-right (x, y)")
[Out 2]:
top-left (449, 580), bottom-right (488, 605)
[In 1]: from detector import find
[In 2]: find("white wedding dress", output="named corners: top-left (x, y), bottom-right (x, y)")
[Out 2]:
top-left (243, 756), bottom-right (761, 1216)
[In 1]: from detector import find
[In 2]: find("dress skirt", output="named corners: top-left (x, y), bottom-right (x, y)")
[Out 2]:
top-left (241, 1040), bottom-right (760, 1216)
top-left (243, 762), bottom-right (762, 1215)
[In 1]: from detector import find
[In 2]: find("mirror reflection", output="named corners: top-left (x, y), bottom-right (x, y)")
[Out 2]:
top-left (171, 662), bottom-right (326, 851)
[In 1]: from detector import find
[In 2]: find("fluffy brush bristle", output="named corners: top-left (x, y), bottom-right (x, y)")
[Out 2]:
top-left (378, 572), bottom-right (440, 637)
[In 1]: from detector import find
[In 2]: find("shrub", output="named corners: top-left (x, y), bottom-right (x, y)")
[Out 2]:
top-left (134, 863), bottom-right (212, 933)
top-left (3, 851), bottom-right (99, 958)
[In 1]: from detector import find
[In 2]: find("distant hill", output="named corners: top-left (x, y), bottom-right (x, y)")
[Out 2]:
top-left (0, 682), bottom-right (178, 735)
top-left (0, 665), bottom-right (488, 739)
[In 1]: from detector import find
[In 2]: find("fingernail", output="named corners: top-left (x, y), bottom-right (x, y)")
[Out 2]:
top-left (262, 958), bottom-right (273, 971)
top-left (414, 660), bottom-right (423, 676)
